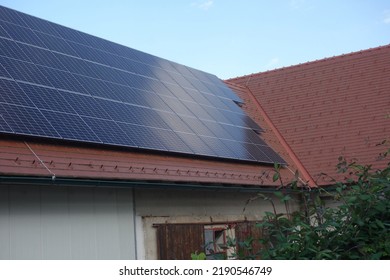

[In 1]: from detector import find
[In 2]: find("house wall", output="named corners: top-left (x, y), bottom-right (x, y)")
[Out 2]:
top-left (0, 185), bottom-right (136, 260)
top-left (134, 188), bottom-right (298, 259)
top-left (0, 184), bottom-right (299, 260)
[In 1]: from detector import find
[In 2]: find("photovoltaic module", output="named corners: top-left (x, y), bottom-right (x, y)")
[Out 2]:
top-left (0, 5), bottom-right (285, 164)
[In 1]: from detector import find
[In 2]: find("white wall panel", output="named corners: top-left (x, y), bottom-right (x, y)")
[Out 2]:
top-left (0, 185), bottom-right (136, 260)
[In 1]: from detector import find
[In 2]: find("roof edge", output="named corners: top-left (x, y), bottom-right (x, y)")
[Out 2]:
top-left (225, 80), bottom-right (317, 187)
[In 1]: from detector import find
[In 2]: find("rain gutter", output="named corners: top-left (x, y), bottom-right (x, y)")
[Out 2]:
top-left (0, 175), bottom-right (299, 193)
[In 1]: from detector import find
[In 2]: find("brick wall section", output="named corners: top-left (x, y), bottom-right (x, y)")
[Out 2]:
top-left (227, 45), bottom-right (390, 185)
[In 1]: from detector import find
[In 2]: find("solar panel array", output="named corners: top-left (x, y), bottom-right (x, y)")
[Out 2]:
top-left (0, 5), bottom-right (285, 164)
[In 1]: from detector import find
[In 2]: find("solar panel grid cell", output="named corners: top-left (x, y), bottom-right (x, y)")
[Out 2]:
top-left (1, 21), bottom-right (46, 48)
top-left (0, 38), bottom-right (31, 61)
top-left (123, 87), bottom-right (153, 107)
top-left (182, 101), bottom-right (214, 121)
top-left (143, 93), bottom-right (173, 113)
top-left (3, 58), bottom-right (53, 87)
top-left (0, 24), bottom-right (10, 38)
top-left (61, 92), bottom-right (111, 119)
top-left (156, 111), bottom-right (194, 134)
top-left (0, 103), bottom-right (60, 137)
top-left (74, 75), bottom-right (114, 99)
top-left (219, 139), bottom-right (255, 161)
top-left (202, 93), bottom-right (231, 111)
top-left (117, 123), bottom-right (167, 151)
top-left (0, 62), bottom-right (11, 78)
top-left (153, 128), bottom-right (194, 154)
top-left (162, 82), bottom-right (194, 101)
top-left (20, 13), bottom-right (61, 37)
top-left (148, 80), bottom-right (176, 98)
top-left (180, 116), bottom-right (216, 137)
top-left (256, 145), bottom-right (285, 164)
top-left (159, 96), bottom-right (195, 117)
top-left (0, 78), bottom-right (34, 107)
top-left (176, 132), bottom-right (217, 157)
top-left (81, 116), bottom-right (137, 147)
top-left (34, 31), bottom-right (79, 56)
top-left (201, 106), bottom-right (231, 124)
top-left (41, 109), bottom-right (99, 142)
top-left (129, 106), bottom-right (170, 129)
top-left (202, 120), bottom-right (235, 141)
top-left (0, 115), bottom-right (12, 132)
top-left (186, 88), bottom-right (213, 107)
top-left (199, 135), bottom-right (237, 159)
top-left (38, 67), bottom-right (88, 94)
top-left (54, 53), bottom-right (95, 77)
top-left (168, 71), bottom-right (196, 90)
top-left (0, 8), bottom-right (28, 27)
top-left (16, 43), bottom-right (67, 71)
top-left (17, 82), bottom-right (77, 114)
top-left (151, 69), bottom-right (177, 85)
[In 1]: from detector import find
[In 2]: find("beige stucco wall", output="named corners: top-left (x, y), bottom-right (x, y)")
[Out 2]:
top-left (134, 188), bottom-right (299, 259)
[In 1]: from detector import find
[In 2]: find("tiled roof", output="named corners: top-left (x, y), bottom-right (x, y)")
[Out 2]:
top-left (227, 45), bottom-right (390, 185)
top-left (0, 137), bottom-right (294, 187)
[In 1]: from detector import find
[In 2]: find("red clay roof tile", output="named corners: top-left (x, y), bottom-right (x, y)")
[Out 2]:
top-left (0, 137), bottom-right (295, 187)
top-left (227, 45), bottom-right (390, 186)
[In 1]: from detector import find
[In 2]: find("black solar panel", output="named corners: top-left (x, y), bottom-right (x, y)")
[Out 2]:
top-left (0, 5), bottom-right (286, 165)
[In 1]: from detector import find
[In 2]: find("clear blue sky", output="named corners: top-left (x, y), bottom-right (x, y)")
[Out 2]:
top-left (1, 0), bottom-right (389, 79)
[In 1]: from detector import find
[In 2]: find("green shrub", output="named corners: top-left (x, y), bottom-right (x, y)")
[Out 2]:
top-left (252, 149), bottom-right (390, 259)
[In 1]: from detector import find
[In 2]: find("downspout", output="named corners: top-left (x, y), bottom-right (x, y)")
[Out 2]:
top-left (242, 82), bottom-right (317, 188)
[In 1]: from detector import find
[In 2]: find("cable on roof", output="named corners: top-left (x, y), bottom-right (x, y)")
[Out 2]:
top-left (24, 141), bottom-right (56, 181)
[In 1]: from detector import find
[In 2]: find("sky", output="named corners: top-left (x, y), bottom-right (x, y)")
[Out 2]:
top-left (0, 0), bottom-right (389, 79)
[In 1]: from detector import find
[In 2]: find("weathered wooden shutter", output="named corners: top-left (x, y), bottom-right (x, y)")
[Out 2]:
top-left (235, 221), bottom-right (264, 259)
top-left (157, 224), bottom-right (204, 260)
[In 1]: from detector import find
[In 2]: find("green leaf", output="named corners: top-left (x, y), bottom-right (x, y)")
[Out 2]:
top-left (375, 219), bottom-right (385, 229)
top-left (273, 172), bottom-right (280, 182)
top-left (359, 194), bottom-right (371, 200)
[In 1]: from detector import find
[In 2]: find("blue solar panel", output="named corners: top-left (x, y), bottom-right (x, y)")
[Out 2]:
top-left (0, 5), bottom-right (286, 165)
top-left (41, 110), bottom-right (99, 142)
top-left (116, 123), bottom-right (167, 151)
top-left (0, 63), bottom-right (11, 78)
top-left (0, 115), bottom-right (12, 133)
top-left (0, 78), bottom-right (35, 107)
top-left (0, 103), bottom-right (60, 138)
top-left (81, 117), bottom-right (137, 147)
top-left (34, 31), bottom-right (78, 56)
top-left (0, 38), bottom-right (31, 61)
top-left (17, 82), bottom-right (76, 114)
top-left (152, 128), bottom-right (194, 154)
top-left (0, 20), bottom-right (46, 48)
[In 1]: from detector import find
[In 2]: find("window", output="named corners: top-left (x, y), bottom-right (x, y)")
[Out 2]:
top-left (155, 221), bottom-right (263, 260)
top-left (204, 226), bottom-right (229, 259)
